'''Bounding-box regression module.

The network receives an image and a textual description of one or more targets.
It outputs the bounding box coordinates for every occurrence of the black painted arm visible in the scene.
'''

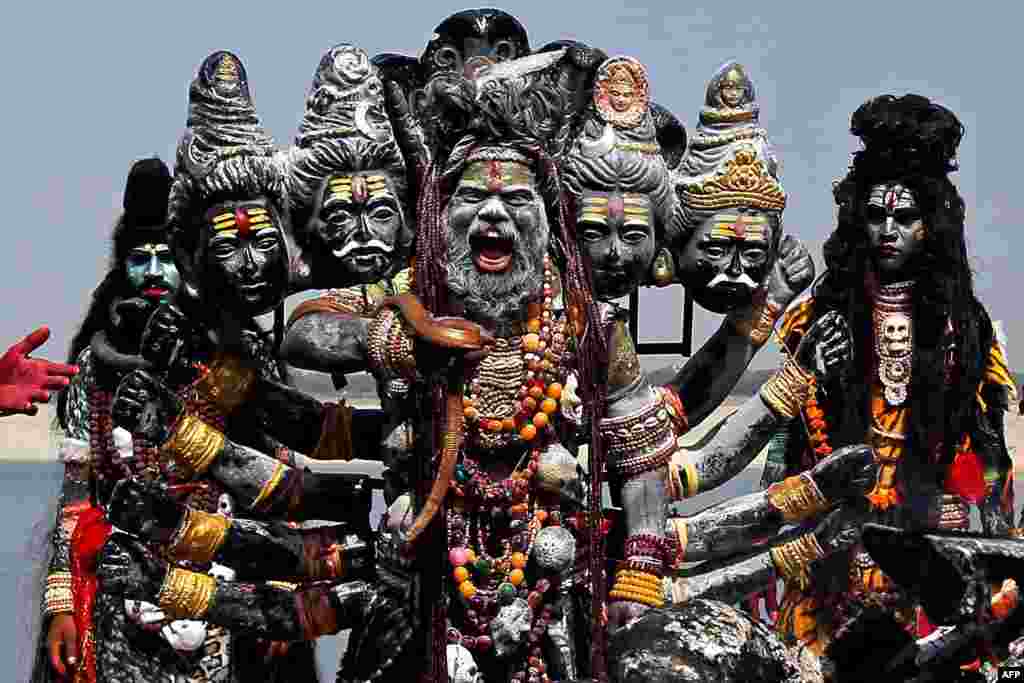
[280,312,371,376]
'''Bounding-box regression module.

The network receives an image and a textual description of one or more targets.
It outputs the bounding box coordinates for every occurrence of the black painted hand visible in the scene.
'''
[794,311,853,382]
[112,369,183,444]
[384,81,431,173]
[96,533,168,601]
[812,506,867,557]
[139,303,190,374]
[107,479,187,543]
[110,297,159,345]
[808,444,878,503]
[765,236,815,310]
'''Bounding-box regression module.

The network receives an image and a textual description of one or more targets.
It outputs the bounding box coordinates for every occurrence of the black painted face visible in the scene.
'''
[677,208,775,313]
[200,198,287,317]
[308,172,404,284]
[577,190,656,301]
[865,183,925,281]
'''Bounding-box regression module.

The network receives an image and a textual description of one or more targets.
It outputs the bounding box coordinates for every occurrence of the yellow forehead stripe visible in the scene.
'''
[710,214,768,241]
[579,212,608,224]
[463,160,534,188]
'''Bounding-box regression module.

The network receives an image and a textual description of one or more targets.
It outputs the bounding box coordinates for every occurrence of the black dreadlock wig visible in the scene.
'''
[791,95,1002,634]
[58,158,172,428]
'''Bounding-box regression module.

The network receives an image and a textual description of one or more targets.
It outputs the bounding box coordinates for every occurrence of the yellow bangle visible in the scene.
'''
[759,357,814,420]
[157,567,216,620]
[167,508,231,565]
[609,589,664,608]
[767,473,830,522]
[162,414,226,478]
[770,533,824,591]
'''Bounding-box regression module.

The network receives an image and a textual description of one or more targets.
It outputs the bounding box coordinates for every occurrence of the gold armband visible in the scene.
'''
[167,508,231,565]
[157,567,216,620]
[770,533,824,591]
[609,568,665,608]
[1008,528,1024,540]
[44,572,74,616]
[193,353,257,414]
[759,358,814,420]
[767,473,830,522]
[750,300,784,346]
[162,414,226,479]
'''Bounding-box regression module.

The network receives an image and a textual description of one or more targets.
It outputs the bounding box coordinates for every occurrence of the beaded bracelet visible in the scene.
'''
[44,572,74,616]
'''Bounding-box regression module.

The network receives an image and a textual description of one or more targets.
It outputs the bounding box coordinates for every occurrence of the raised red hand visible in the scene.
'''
[0,327,78,415]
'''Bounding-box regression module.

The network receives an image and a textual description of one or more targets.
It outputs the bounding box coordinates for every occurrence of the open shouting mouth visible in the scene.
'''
[471,228,514,273]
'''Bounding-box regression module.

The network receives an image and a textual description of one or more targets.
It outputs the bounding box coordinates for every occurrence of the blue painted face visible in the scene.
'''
[125,242,180,304]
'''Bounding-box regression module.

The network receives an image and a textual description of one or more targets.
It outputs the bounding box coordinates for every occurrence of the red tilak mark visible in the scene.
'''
[885,188,897,212]
[487,160,503,194]
[733,215,747,239]
[607,195,624,220]
[235,208,251,237]
[352,176,368,204]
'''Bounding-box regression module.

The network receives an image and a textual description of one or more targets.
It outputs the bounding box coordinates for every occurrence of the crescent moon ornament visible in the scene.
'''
[579,123,616,159]
[354,101,388,141]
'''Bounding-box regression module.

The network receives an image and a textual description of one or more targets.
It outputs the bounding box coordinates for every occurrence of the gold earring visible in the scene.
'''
[651,248,675,287]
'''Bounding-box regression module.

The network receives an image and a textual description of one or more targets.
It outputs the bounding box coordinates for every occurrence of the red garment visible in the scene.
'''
[70,505,112,683]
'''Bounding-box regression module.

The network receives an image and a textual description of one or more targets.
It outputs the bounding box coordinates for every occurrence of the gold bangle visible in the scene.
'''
[1009,528,1024,539]
[767,473,830,522]
[162,414,226,478]
[749,300,783,346]
[770,533,824,591]
[157,567,216,620]
[167,508,231,565]
[194,353,257,414]
[759,357,814,420]
[251,462,288,511]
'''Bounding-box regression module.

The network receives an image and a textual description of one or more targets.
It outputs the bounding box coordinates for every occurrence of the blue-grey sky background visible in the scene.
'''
[1,1,1016,371]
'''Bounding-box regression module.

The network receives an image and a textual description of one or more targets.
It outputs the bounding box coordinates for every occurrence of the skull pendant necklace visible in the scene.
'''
[873,280,914,406]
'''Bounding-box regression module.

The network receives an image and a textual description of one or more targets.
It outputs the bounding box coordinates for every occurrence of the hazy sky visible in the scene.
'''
[1,1,1017,372]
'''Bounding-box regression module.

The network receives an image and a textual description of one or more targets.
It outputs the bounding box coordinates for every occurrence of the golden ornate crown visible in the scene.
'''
[679,144,786,211]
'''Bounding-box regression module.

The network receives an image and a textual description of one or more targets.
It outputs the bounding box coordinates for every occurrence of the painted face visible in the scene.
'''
[447,159,544,274]
[578,191,655,300]
[677,209,775,313]
[719,76,745,107]
[445,157,549,323]
[608,77,636,113]
[865,183,925,279]
[200,198,287,317]
[309,172,403,284]
[125,242,179,304]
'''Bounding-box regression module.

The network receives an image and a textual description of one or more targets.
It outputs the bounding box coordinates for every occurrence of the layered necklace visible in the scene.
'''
[445,256,573,681]
[873,280,915,407]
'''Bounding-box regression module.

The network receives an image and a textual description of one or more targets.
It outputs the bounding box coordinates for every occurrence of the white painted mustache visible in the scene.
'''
[334,239,394,258]
[708,272,758,291]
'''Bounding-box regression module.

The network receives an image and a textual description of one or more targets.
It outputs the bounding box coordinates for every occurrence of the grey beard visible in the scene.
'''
[446,226,548,326]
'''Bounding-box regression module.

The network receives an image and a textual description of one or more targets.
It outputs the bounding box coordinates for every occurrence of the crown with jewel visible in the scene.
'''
[678,143,786,211]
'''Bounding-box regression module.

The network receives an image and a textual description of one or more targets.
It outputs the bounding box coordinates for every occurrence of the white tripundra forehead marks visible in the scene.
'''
[869,184,917,213]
